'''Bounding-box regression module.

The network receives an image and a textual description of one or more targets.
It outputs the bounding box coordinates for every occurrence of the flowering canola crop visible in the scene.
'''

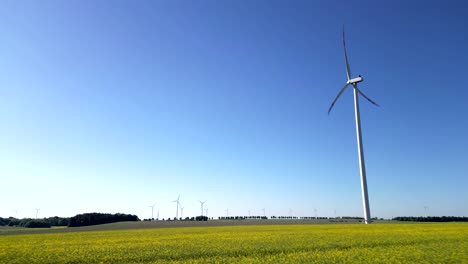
[0,223,467,263]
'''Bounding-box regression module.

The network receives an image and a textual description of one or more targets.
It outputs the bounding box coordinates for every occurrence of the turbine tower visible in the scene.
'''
[205,208,208,218]
[35,208,40,219]
[328,28,380,224]
[199,200,207,216]
[180,207,184,219]
[172,195,180,219]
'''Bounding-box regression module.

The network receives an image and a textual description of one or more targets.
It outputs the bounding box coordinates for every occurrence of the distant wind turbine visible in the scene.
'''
[328,28,380,224]
[199,200,207,216]
[205,208,208,218]
[225,208,229,217]
[262,208,266,217]
[172,195,181,219]
[180,207,184,219]
[149,204,156,219]
[35,208,40,219]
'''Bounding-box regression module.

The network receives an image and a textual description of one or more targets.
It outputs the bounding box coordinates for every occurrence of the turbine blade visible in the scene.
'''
[328,83,351,114]
[353,85,380,107]
[343,28,352,81]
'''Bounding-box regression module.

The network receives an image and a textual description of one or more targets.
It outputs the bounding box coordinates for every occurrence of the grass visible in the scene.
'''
[0,219,362,236]
[0,222,466,263]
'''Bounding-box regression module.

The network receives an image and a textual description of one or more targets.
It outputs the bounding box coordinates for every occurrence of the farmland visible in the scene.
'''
[1,222,467,263]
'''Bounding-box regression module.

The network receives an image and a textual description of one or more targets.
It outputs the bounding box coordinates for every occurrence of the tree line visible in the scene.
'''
[68,213,139,227]
[393,216,468,222]
[218,216,268,220]
[143,216,210,221]
[217,216,367,220]
[0,216,70,228]
[1,213,140,228]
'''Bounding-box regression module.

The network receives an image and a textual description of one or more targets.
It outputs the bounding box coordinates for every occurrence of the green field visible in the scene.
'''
[1,222,467,263]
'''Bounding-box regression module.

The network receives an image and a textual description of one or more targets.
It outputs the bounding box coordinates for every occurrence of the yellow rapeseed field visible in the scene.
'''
[0,223,467,263]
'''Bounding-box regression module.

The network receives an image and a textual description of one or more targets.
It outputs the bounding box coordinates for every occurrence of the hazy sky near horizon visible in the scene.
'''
[1,0,467,220]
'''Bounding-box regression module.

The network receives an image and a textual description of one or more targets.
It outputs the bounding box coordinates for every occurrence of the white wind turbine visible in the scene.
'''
[199,200,207,216]
[149,204,156,220]
[172,195,181,219]
[328,28,380,224]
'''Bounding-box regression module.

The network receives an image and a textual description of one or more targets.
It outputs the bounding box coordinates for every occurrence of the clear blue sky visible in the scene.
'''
[1,0,467,220]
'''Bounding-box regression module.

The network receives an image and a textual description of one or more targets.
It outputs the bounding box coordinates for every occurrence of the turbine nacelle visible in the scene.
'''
[347,76,363,85]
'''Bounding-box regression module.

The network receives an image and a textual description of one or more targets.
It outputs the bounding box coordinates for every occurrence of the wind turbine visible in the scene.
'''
[180,207,184,219]
[262,208,266,217]
[35,208,40,219]
[199,200,207,216]
[205,208,208,218]
[172,195,180,219]
[149,204,156,220]
[225,208,229,217]
[328,28,380,224]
